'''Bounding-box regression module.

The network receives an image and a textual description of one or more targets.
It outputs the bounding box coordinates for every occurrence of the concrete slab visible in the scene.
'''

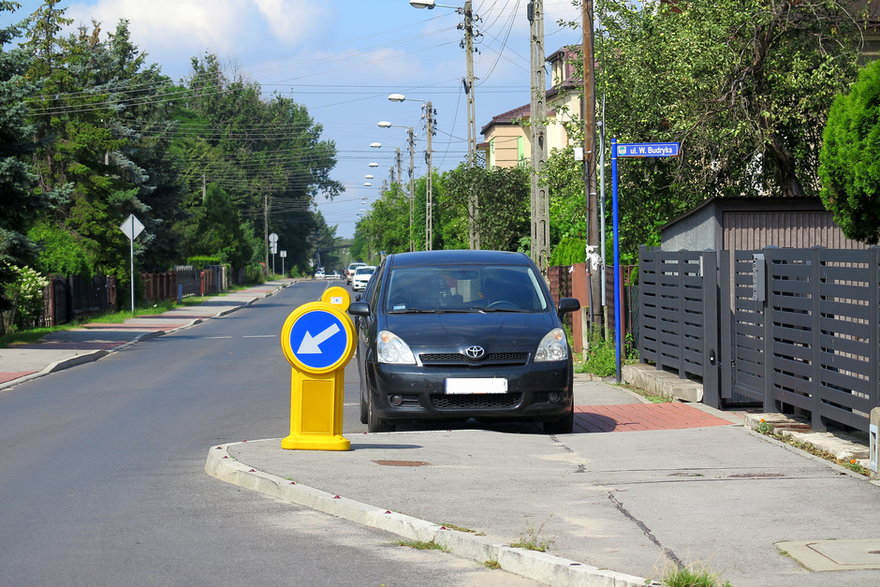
[777,539,880,571]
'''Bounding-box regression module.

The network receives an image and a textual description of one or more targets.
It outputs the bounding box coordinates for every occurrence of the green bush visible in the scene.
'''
[186,256,222,269]
[549,237,586,266]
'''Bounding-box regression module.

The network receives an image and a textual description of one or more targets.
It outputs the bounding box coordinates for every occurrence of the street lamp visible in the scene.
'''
[368,162,379,168]
[369,142,382,148]
[365,174,374,180]
[388,93,435,251]
[378,120,417,252]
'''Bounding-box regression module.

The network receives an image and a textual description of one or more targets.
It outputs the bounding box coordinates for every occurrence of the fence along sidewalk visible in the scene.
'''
[639,246,880,435]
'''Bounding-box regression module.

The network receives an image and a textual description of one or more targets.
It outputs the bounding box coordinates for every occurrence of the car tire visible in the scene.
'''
[367,393,394,433]
[359,385,369,425]
[543,396,574,434]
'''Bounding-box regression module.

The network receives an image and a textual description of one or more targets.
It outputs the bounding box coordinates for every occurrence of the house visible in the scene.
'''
[477,46,582,168]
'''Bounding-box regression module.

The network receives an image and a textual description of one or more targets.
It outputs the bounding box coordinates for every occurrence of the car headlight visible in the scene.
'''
[534,328,568,362]
[377,330,416,364]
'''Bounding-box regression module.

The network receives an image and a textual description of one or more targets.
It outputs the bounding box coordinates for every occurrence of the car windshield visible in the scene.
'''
[384,265,548,313]
[355,267,375,276]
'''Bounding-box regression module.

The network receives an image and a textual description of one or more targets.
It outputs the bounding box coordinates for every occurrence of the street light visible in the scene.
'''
[389,93,435,251]
[369,142,382,148]
[368,162,379,168]
[365,174,374,180]
[378,120,417,252]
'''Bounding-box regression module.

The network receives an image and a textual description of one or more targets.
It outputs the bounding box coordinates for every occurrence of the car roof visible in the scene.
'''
[385,249,533,268]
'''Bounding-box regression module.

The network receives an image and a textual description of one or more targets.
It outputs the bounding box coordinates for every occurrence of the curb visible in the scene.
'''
[205,441,656,587]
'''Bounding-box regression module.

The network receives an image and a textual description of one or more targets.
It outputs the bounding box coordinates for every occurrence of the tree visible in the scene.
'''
[0,1,41,315]
[442,164,529,251]
[818,59,880,244]
[567,0,868,256]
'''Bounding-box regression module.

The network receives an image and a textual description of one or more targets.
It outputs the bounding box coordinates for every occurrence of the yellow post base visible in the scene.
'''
[281,368,350,451]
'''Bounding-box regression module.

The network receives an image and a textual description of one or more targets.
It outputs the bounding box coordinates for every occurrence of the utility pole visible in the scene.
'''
[528,0,550,271]
[407,127,415,252]
[263,193,269,268]
[395,147,402,188]
[583,0,602,333]
[425,101,434,251]
[463,0,480,250]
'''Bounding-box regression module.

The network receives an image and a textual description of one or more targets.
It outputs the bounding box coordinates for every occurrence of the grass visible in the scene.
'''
[483,559,501,570]
[753,421,871,477]
[395,540,448,552]
[509,517,556,552]
[662,565,732,587]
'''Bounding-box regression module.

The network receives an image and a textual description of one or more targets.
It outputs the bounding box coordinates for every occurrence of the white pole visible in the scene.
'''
[129,216,135,314]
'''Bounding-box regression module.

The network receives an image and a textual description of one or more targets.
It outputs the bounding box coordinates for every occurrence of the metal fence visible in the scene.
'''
[41,274,118,326]
[638,246,880,434]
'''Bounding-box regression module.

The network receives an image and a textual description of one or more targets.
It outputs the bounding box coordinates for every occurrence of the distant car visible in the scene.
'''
[314,269,325,279]
[346,262,367,284]
[351,266,376,291]
[348,250,580,433]
[327,271,341,280]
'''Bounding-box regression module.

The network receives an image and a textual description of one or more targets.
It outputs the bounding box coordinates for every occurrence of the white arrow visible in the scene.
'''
[297,323,341,354]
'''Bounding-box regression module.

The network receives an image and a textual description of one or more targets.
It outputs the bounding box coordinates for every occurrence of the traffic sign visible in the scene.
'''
[616,142,680,158]
[119,214,144,241]
[269,232,279,243]
[280,302,355,374]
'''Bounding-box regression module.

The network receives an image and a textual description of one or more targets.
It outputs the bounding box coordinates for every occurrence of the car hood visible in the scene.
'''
[380,311,559,351]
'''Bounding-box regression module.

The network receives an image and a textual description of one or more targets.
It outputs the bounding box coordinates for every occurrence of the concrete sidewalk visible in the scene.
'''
[0,280,291,390]
[208,377,880,587]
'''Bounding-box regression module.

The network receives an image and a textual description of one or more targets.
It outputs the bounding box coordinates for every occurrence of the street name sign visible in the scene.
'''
[616,142,680,158]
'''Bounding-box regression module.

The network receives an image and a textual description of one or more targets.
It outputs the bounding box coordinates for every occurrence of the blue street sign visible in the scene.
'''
[616,142,680,158]
[287,309,350,371]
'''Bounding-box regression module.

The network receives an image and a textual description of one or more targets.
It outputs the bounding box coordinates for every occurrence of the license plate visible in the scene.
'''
[445,378,508,394]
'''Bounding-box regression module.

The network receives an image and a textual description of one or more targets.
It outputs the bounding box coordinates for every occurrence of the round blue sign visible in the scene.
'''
[288,309,350,371]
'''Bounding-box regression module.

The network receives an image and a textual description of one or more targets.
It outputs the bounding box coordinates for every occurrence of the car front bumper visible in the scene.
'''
[364,360,573,423]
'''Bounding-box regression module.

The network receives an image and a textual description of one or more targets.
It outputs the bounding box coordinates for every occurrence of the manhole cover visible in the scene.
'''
[776,539,880,571]
[372,460,430,467]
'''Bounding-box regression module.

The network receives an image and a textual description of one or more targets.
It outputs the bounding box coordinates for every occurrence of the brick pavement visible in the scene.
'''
[574,402,733,433]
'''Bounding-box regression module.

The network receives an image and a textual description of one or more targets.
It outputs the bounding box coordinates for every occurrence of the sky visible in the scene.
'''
[5,0,582,239]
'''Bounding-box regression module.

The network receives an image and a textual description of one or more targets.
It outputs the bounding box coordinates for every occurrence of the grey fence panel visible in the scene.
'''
[638,247,660,365]
[637,248,717,388]
[762,248,879,432]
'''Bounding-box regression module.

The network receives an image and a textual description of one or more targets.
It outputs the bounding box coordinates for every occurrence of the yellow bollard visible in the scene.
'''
[279,300,355,450]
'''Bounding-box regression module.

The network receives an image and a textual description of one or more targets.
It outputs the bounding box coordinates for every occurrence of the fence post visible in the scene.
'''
[810,246,826,432]
[702,250,721,407]
[870,247,880,416]
[761,250,775,413]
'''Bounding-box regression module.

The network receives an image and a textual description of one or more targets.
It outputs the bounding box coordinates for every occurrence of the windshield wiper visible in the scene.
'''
[470,306,527,313]
[387,308,438,314]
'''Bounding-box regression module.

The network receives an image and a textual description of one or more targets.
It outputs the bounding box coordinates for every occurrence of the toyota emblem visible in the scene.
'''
[465,345,485,359]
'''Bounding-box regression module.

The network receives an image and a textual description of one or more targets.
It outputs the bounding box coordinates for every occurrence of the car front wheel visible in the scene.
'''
[367,393,394,433]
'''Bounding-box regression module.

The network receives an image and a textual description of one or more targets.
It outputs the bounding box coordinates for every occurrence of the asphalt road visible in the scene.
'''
[0,281,537,586]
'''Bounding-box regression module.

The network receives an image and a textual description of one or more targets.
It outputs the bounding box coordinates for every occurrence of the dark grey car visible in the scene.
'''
[349,250,580,433]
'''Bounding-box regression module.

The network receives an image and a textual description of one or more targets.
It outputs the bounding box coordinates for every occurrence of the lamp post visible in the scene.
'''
[410,0,479,249]
[388,93,434,251]
[378,121,416,252]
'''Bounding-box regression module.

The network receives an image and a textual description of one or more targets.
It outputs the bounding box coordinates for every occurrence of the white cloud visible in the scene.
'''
[66,0,336,77]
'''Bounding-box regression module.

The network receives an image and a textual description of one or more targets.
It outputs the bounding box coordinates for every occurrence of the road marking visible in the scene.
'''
[243,335,275,338]
[205,336,232,339]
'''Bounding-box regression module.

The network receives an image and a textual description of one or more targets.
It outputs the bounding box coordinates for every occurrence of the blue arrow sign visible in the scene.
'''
[288,310,349,370]
[616,142,680,158]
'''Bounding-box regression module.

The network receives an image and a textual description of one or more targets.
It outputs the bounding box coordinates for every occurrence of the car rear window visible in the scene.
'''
[384,265,548,313]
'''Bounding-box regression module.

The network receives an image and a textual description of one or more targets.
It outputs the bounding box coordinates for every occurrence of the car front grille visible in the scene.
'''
[431,393,522,410]
[419,352,529,366]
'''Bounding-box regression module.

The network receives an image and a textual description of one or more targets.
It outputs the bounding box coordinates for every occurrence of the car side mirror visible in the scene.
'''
[349,301,370,317]
[557,297,580,315]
